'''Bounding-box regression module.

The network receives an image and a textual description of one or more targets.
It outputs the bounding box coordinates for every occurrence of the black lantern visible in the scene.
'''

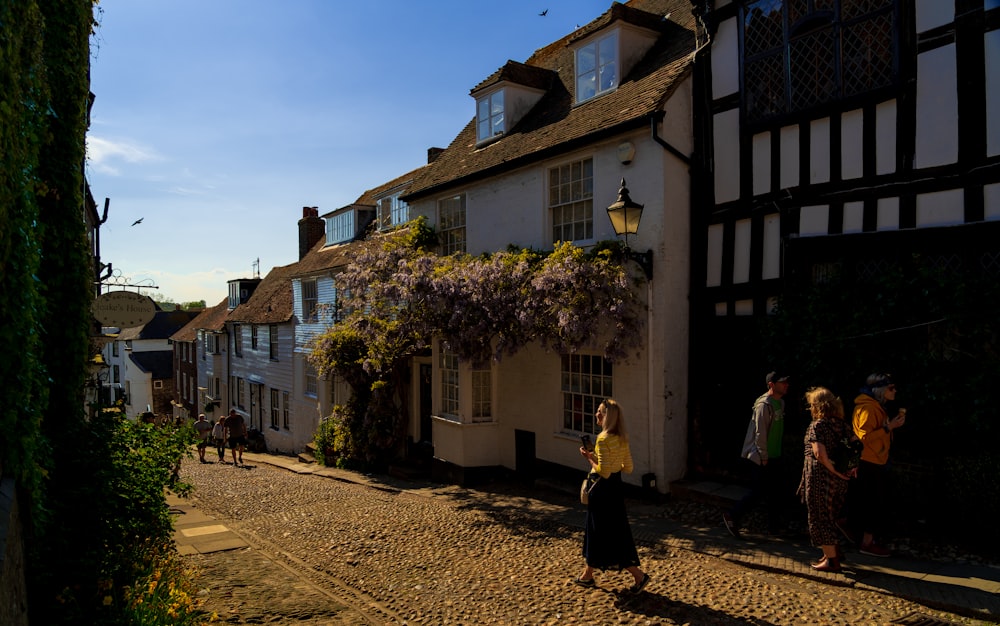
[606,178,653,279]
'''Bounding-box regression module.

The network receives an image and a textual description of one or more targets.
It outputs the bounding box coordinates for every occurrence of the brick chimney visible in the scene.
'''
[298,207,324,259]
[427,147,445,163]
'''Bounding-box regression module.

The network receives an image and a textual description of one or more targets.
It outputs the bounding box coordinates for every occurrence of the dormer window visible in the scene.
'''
[476,90,505,142]
[377,193,409,230]
[326,211,355,245]
[576,31,618,103]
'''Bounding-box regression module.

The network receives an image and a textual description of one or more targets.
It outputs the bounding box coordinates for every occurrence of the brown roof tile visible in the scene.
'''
[170,298,231,341]
[404,0,695,200]
[290,237,362,279]
[228,263,296,324]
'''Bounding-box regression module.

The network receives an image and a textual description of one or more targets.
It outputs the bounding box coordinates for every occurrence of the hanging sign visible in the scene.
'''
[92,291,156,328]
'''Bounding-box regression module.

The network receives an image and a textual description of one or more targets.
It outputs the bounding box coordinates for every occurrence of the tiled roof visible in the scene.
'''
[471,60,555,95]
[170,298,230,341]
[404,0,695,200]
[290,237,362,279]
[355,165,428,206]
[227,263,296,324]
[129,350,174,379]
[117,310,199,341]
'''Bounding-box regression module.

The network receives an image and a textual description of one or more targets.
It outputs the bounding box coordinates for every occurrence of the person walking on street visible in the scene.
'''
[194,413,214,463]
[849,373,906,557]
[574,399,650,594]
[798,388,859,572]
[724,370,790,538]
[212,415,227,463]
[224,408,248,466]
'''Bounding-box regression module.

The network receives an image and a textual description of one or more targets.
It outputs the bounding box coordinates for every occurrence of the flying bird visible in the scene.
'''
[539,9,547,16]
[131,218,143,226]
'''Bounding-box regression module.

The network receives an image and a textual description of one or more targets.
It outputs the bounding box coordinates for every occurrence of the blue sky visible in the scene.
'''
[87,0,614,305]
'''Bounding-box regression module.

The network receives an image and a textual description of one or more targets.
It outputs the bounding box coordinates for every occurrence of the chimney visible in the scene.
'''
[427,147,445,164]
[298,206,324,259]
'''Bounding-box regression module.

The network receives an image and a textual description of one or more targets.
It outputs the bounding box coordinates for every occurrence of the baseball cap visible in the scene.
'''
[766,371,791,384]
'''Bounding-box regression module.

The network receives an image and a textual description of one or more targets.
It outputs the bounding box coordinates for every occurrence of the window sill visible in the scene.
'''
[431,414,497,427]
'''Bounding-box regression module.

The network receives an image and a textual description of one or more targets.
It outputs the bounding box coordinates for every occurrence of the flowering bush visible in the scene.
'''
[310,219,645,465]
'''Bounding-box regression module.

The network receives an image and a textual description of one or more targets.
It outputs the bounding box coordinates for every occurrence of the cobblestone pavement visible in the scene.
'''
[177,457,994,625]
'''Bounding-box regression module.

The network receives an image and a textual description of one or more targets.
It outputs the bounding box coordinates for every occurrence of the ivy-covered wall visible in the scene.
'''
[1,0,98,622]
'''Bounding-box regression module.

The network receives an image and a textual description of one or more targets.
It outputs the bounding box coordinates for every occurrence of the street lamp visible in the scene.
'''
[606,178,653,279]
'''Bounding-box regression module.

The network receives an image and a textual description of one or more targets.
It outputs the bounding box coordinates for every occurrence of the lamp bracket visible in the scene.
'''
[623,246,653,280]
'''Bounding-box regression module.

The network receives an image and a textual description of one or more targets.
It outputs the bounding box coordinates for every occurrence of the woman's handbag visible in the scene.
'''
[832,435,864,474]
[580,473,600,505]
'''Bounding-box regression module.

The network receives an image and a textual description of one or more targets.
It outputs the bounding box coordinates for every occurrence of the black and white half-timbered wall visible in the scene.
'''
[687,0,1000,473]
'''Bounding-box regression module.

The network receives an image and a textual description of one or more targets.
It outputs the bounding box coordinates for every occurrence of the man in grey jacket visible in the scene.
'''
[723,370,790,538]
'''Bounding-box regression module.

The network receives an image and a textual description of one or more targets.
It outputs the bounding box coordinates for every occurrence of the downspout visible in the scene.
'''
[650,114,691,166]
[647,101,693,490]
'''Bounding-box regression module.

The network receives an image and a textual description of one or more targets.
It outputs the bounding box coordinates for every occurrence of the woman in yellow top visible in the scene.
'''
[575,399,650,593]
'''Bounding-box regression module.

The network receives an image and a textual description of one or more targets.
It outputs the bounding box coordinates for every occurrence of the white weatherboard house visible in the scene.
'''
[400,0,697,490]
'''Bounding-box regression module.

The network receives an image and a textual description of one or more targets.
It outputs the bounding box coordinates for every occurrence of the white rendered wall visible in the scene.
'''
[841,109,864,180]
[875,100,897,175]
[986,182,1000,221]
[712,17,739,97]
[753,132,770,195]
[986,29,1000,157]
[915,0,952,33]
[810,118,830,184]
[916,189,965,227]
[714,109,741,203]
[916,45,959,169]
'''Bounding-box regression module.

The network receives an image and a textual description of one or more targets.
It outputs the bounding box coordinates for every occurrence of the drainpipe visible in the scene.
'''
[646,112,692,491]
[650,113,691,166]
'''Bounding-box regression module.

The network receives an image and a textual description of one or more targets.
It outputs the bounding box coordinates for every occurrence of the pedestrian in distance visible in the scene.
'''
[224,408,249,466]
[574,399,650,594]
[194,413,214,463]
[212,415,227,463]
[798,388,860,572]
[847,373,906,557]
[723,370,790,538]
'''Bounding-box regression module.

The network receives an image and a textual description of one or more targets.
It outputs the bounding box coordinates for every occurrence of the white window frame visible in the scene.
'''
[378,194,410,230]
[576,31,618,103]
[269,324,279,360]
[438,194,467,255]
[439,342,460,419]
[301,279,318,322]
[270,388,280,428]
[282,391,290,429]
[304,362,318,398]
[476,89,505,142]
[561,353,612,435]
[471,367,492,423]
[437,341,494,424]
[549,157,594,244]
[250,325,259,350]
[326,211,355,245]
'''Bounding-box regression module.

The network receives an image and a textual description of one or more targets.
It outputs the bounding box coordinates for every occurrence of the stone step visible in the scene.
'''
[297,451,316,464]
[669,479,749,508]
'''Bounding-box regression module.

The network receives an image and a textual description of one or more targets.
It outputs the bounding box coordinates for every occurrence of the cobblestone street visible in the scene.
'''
[176,457,992,625]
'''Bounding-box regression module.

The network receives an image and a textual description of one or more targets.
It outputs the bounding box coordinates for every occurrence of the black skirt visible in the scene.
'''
[582,472,640,570]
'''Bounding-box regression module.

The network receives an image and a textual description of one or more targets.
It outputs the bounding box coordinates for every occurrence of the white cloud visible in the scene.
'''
[86,136,160,175]
[104,267,243,305]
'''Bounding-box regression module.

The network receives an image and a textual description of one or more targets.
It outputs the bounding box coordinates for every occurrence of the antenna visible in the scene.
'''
[252,257,260,278]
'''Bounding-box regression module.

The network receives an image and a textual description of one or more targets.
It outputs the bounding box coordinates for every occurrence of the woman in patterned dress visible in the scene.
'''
[799,387,858,572]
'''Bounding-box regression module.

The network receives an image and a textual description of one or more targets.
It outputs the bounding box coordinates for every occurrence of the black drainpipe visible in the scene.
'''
[649,113,691,166]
